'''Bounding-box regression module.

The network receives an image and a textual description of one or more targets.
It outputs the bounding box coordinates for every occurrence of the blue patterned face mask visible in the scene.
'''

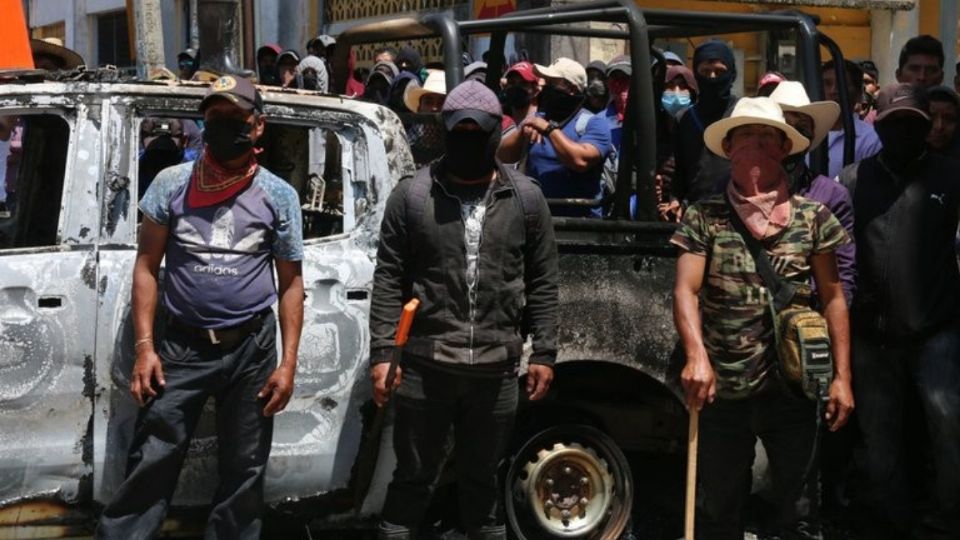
[661,90,692,116]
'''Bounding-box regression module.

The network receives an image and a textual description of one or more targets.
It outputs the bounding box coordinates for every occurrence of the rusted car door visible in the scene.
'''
[0,97,101,512]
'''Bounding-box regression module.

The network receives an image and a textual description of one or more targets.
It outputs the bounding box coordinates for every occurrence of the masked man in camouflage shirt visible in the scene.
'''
[672,97,854,539]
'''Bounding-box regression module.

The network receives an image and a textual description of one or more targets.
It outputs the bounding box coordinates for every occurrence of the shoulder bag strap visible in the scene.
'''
[724,194,797,312]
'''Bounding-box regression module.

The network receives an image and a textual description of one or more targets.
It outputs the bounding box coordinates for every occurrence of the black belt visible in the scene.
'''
[168,310,269,348]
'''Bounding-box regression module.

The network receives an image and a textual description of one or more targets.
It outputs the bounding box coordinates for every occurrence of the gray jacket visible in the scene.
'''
[369,160,559,368]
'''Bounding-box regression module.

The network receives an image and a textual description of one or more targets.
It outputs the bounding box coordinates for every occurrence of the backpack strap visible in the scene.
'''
[501,166,543,242]
[574,111,593,137]
[403,165,434,230]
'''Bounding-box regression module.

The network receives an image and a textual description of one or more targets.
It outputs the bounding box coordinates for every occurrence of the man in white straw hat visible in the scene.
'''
[405,70,447,167]
[671,96,853,538]
[404,69,446,113]
[769,80,856,305]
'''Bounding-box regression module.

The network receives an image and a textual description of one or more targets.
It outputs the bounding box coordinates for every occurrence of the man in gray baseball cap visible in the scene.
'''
[369,80,559,539]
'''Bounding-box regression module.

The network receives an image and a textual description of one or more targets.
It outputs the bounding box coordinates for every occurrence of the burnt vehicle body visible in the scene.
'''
[333,3,856,539]
[0,75,414,536]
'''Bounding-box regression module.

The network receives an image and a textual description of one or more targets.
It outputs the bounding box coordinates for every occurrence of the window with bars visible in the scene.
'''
[96,10,132,69]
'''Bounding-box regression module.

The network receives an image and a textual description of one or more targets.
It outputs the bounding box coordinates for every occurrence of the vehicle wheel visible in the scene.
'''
[504,424,632,539]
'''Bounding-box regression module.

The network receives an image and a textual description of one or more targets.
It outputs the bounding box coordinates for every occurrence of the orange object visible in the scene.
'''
[395,299,420,347]
[0,0,35,70]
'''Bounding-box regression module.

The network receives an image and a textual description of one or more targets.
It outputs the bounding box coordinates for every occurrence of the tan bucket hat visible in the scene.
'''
[768,81,840,150]
[30,38,84,69]
[404,69,446,112]
[703,96,810,158]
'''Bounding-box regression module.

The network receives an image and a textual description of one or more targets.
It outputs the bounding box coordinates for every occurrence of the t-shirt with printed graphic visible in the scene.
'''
[670,194,849,399]
[139,161,304,329]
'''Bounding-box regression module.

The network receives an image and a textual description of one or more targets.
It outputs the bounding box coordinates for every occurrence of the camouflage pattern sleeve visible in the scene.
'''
[812,203,850,254]
[670,203,709,255]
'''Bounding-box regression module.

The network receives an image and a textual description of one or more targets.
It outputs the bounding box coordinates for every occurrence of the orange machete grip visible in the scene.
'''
[395,298,420,347]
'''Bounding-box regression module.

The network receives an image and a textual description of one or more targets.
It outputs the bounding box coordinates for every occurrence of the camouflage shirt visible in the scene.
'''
[671,194,849,399]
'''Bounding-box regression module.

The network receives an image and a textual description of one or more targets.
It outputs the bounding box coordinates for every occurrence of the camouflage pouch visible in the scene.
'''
[771,298,833,401]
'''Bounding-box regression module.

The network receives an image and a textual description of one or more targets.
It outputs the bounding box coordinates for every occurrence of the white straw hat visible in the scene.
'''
[768,81,840,150]
[404,70,446,112]
[703,96,810,158]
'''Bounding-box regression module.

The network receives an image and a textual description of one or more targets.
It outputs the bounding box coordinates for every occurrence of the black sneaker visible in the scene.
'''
[0,202,9,219]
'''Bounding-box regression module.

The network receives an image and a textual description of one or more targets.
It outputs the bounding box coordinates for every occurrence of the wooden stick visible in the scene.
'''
[684,407,700,540]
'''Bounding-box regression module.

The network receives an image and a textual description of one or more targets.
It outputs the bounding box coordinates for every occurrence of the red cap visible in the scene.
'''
[505,61,537,83]
[758,71,786,89]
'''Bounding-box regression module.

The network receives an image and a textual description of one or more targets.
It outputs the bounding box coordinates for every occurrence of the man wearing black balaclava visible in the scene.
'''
[668,40,738,216]
[369,80,558,540]
[839,83,960,540]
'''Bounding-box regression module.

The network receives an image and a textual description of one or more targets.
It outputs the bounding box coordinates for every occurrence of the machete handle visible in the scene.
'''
[395,298,420,347]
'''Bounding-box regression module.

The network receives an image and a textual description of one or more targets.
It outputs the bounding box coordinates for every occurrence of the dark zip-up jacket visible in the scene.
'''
[369,160,559,368]
[839,153,960,339]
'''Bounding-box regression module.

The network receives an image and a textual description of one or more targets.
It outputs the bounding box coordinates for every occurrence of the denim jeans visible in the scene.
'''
[696,374,820,540]
[96,312,277,540]
[852,323,960,540]
[379,360,518,540]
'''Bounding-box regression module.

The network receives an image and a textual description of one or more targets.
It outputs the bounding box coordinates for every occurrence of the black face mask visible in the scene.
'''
[259,65,279,86]
[782,151,807,174]
[444,128,501,180]
[584,79,610,113]
[876,117,930,167]
[538,85,585,123]
[501,85,531,111]
[695,71,734,117]
[203,118,254,163]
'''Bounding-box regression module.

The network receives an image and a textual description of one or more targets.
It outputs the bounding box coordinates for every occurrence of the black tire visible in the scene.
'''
[504,424,633,540]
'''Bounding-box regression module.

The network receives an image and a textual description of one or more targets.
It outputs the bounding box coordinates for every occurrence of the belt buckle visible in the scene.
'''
[207,329,221,345]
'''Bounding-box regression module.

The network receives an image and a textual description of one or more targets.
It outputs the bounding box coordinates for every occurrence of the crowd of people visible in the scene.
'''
[357,33,960,540]
[9,24,960,540]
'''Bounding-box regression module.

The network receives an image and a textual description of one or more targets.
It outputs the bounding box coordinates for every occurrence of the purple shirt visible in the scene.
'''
[797,174,856,304]
[139,162,304,328]
[827,115,882,179]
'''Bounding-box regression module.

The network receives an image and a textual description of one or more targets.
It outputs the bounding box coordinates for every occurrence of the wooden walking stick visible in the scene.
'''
[684,407,699,540]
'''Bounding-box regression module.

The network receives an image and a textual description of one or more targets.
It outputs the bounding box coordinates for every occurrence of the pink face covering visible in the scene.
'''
[607,78,629,121]
[726,142,791,240]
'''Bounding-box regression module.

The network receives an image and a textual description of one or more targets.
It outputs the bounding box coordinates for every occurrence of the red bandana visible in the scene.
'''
[186,149,259,208]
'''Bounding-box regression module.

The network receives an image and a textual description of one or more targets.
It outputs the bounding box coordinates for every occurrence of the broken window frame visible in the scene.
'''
[126,102,369,245]
[0,107,77,253]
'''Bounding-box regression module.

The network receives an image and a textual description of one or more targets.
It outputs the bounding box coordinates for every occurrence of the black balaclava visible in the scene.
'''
[444,119,502,181]
[876,115,932,170]
[693,41,737,121]
[397,46,424,76]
